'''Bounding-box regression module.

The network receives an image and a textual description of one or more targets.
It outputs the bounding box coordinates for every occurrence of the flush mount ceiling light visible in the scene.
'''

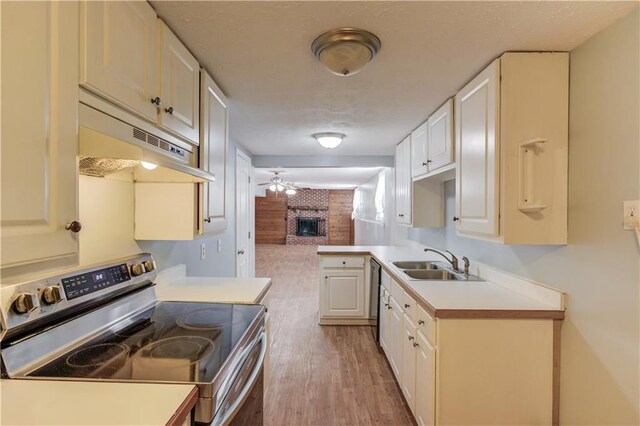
[313,132,345,149]
[311,28,381,77]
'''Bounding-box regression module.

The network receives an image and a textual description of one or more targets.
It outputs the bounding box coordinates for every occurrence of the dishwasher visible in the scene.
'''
[370,258,381,343]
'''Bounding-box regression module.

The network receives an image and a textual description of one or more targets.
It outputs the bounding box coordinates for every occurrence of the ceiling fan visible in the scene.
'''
[257,172,301,196]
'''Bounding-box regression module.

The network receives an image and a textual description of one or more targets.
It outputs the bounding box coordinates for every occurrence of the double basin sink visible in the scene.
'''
[391,261,483,282]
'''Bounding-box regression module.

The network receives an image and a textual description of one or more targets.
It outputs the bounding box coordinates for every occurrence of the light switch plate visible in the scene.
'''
[623,200,639,230]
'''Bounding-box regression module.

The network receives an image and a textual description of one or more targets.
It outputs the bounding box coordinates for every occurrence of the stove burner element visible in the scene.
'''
[66,343,128,368]
[115,320,164,337]
[177,307,247,331]
[141,336,214,363]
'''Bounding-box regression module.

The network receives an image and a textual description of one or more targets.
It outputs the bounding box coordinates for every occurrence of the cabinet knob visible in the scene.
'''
[238,249,245,255]
[408,335,414,341]
[418,319,425,325]
[387,305,392,310]
[453,216,460,222]
[204,217,212,223]
[164,106,174,115]
[384,303,389,307]
[398,214,405,218]
[413,342,419,348]
[65,221,82,233]
[150,96,161,106]
[404,303,410,308]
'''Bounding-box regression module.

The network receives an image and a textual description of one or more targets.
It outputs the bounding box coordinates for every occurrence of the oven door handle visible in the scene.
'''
[216,331,267,426]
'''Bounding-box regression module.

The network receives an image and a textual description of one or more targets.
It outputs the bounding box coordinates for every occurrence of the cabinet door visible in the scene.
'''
[322,270,365,317]
[395,142,405,224]
[199,71,228,234]
[427,98,454,172]
[158,20,200,144]
[389,296,404,381]
[401,314,417,414]
[80,1,158,122]
[411,122,428,178]
[395,137,412,225]
[379,290,390,354]
[455,59,500,236]
[415,331,436,426]
[1,1,79,272]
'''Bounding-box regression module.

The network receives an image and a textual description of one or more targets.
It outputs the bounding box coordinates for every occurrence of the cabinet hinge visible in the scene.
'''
[248,231,251,239]
[248,176,251,183]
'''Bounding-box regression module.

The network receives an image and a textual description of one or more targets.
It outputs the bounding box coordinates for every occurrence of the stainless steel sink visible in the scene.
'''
[392,261,441,270]
[403,269,462,280]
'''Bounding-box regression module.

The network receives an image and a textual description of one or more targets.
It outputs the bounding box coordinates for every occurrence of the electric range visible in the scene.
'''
[0,254,266,425]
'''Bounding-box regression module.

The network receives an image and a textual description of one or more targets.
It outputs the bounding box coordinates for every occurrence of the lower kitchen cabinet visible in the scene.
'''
[318,256,369,324]
[381,273,556,425]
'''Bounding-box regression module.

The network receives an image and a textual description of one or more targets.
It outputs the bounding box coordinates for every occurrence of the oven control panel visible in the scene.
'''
[61,264,131,301]
[0,253,157,339]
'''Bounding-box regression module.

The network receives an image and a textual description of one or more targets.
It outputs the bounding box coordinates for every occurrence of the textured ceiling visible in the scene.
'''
[151,1,636,156]
[255,167,385,189]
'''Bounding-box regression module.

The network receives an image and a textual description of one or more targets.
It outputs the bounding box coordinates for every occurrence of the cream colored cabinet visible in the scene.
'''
[455,52,569,244]
[396,135,445,228]
[401,314,418,414]
[379,288,391,354]
[157,20,200,145]
[318,256,368,324]
[80,1,158,122]
[426,99,454,172]
[415,331,436,426]
[199,71,229,234]
[388,295,404,382]
[1,1,80,276]
[410,122,428,178]
[395,136,412,225]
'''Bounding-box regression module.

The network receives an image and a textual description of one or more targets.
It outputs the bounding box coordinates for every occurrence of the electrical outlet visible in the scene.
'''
[217,239,222,253]
[623,200,639,230]
[200,243,206,260]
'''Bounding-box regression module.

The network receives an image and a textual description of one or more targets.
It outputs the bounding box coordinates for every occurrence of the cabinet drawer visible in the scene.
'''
[416,304,436,345]
[390,277,404,304]
[402,290,417,323]
[321,256,364,269]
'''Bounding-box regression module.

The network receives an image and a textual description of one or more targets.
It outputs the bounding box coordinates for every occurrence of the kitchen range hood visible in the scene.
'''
[78,93,214,183]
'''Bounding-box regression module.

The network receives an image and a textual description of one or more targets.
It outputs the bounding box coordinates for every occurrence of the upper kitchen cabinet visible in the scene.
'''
[80,1,158,122]
[410,98,454,180]
[157,20,200,145]
[426,99,454,173]
[396,136,444,228]
[199,71,229,234]
[455,52,569,244]
[1,1,80,275]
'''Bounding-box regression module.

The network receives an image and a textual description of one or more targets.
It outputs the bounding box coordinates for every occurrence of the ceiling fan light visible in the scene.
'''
[286,188,296,195]
[276,184,284,191]
[269,184,277,192]
[313,132,345,149]
[312,28,381,77]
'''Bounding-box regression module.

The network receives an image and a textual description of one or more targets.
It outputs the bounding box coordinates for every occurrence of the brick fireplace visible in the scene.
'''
[286,189,329,245]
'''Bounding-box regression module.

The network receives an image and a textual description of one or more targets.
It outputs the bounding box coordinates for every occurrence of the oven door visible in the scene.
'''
[211,331,266,426]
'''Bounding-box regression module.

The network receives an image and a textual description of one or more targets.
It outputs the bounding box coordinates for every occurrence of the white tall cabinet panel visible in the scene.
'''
[80,1,158,122]
[1,1,79,273]
[157,21,200,145]
[199,71,228,234]
[426,99,454,172]
[455,59,500,236]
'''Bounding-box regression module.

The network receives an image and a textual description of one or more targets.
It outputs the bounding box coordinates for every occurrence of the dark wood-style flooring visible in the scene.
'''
[257,244,414,426]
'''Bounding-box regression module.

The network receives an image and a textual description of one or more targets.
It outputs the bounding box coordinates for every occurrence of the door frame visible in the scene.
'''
[235,148,255,277]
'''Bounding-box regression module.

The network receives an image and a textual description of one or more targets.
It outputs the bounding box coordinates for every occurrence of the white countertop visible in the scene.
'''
[1,380,197,426]
[318,245,565,318]
[155,269,272,304]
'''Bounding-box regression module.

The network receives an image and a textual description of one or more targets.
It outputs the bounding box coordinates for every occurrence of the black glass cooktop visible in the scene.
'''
[28,302,263,384]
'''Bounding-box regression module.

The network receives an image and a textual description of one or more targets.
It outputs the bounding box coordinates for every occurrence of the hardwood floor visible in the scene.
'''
[257,244,415,426]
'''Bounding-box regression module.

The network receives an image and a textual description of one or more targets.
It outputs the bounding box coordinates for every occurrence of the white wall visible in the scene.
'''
[354,168,395,245]
[392,9,639,424]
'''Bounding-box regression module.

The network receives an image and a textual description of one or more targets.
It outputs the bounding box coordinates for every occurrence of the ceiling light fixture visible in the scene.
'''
[313,132,345,149]
[311,28,381,77]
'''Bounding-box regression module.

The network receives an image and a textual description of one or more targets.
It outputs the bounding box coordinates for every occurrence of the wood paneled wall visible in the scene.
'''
[255,189,354,245]
[255,191,288,244]
[328,190,354,246]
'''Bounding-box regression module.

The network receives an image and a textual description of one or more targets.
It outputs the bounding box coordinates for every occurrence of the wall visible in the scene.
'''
[328,190,354,245]
[397,10,639,424]
[255,191,288,244]
[79,138,248,278]
[354,168,396,246]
